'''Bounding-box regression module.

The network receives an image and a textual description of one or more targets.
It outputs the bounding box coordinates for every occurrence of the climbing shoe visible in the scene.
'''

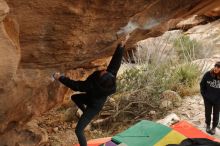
[206,125,211,134]
[210,127,216,135]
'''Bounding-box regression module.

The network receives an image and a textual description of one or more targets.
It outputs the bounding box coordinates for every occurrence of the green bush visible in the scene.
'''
[113,62,201,123]
[172,64,200,86]
[117,66,148,92]
[173,35,203,61]
[108,33,203,123]
[168,63,201,96]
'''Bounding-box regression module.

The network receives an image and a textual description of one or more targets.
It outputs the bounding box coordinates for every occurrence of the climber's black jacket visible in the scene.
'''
[58,44,124,107]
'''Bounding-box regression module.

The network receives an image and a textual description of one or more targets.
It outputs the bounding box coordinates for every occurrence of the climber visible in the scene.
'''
[200,61,220,135]
[53,34,129,146]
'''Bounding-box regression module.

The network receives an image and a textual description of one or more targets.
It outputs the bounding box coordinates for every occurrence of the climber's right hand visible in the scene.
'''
[53,72,61,80]
[120,33,130,47]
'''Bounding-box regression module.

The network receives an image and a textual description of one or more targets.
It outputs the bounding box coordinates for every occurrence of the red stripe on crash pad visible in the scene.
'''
[74,137,111,146]
[171,121,216,141]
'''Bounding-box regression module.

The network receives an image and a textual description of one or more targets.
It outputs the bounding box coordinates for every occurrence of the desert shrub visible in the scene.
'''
[167,63,201,96]
[90,34,210,135]
[173,35,205,61]
[109,34,204,122]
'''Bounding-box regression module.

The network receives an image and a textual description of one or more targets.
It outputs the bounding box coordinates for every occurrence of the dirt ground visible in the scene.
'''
[170,95,220,139]
[34,95,220,146]
[35,102,128,146]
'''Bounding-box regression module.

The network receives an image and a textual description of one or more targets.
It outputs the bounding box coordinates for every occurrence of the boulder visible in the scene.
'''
[1,0,220,144]
[161,90,182,108]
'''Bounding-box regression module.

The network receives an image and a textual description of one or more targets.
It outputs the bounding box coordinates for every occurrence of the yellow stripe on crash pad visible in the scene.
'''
[154,130,186,146]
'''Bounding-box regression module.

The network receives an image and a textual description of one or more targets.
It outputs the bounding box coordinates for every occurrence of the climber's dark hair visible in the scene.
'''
[99,72,115,88]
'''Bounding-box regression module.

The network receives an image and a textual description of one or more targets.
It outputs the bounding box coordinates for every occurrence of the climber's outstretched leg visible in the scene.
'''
[71,94,88,113]
[75,107,101,146]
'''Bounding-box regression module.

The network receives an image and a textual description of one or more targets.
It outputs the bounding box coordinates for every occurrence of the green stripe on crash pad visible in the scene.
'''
[112,120,171,146]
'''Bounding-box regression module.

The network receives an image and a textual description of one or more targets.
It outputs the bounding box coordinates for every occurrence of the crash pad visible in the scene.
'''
[112,120,172,146]
[154,130,186,146]
[74,137,111,146]
[171,121,214,140]
[100,140,117,146]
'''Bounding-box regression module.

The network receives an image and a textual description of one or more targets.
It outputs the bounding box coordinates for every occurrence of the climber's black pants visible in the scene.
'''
[204,99,220,128]
[71,94,105,146]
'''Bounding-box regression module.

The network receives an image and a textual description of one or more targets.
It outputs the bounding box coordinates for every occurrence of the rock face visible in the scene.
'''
[0,0,19,89]
[0,0,220,145]
[4,0,220,69]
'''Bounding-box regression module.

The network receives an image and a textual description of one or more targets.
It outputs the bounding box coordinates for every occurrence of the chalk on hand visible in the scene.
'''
[125,33,130,41]
[51,73,56,81]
